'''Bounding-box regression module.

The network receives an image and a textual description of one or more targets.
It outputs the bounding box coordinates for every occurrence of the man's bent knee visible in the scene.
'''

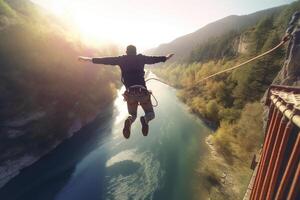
[145,112,155,123]
[129,114,137,122]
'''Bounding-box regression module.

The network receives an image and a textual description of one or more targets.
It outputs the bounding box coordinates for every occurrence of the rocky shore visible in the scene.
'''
[201,135,251,200]
[0,108,107,188]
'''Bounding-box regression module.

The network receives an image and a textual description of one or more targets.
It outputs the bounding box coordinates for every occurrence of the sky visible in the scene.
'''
[32,0,296,51]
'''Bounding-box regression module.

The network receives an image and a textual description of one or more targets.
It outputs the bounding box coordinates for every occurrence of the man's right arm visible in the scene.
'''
[78,56,121,65]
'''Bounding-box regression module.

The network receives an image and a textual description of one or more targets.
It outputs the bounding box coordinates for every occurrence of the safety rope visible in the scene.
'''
[144,38,289,107]
[194,39,287,84]
[146,39,288,89]
[151,93,159,107]
[144,78,170,107]
[145,77,170,85]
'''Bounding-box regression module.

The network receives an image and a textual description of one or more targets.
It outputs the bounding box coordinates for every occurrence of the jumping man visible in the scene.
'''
[78,45,174,138]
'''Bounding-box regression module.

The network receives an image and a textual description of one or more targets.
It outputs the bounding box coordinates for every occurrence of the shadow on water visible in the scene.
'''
[0,104,115,200]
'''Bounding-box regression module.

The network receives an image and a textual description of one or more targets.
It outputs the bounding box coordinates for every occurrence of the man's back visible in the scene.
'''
[92,54,167,88]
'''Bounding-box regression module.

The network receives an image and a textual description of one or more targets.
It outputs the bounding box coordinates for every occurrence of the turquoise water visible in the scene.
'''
[0,73,211,200]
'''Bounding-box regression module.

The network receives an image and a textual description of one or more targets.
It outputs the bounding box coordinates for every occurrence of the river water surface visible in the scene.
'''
[0,73,211,200]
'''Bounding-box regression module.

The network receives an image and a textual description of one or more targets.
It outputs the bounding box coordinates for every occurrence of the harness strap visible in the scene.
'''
[126,85,147,91]
[123,85,159,107]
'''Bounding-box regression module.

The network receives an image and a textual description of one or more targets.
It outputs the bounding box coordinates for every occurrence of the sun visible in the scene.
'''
[67,4,153,50]
[46,0,67,16]
[33,0,177,51]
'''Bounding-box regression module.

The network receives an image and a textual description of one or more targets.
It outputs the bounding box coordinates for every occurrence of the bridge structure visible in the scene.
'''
[244,85,300,200]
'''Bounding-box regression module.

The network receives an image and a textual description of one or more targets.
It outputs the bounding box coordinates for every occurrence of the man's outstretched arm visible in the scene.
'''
[78,56,121,65]
[143,54,174,64]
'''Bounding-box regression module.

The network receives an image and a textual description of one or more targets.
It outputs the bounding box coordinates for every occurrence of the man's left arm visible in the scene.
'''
[143,54,174,64]
[91,57,121,65]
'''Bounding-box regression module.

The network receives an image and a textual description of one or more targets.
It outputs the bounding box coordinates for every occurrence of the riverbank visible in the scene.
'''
[196,134,253,200]
[0,104,114,189]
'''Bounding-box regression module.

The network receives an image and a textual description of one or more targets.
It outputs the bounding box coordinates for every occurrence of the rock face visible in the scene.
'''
[0,108,103,188]
[272,32,300,86]
[0,113,47,188]
[2,112,46,127]
[0,155,38,188]
[237,32,252,55]
[203,135,244,199]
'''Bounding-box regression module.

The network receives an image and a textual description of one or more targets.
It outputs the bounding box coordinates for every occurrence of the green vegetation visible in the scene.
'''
[0,0,15,16]
[0,1,120,162]
[154,1,300,199]
[190,31,239,63]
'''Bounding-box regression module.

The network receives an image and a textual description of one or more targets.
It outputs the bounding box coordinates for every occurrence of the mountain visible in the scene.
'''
[0,0,119,188]
[147,6,285,61]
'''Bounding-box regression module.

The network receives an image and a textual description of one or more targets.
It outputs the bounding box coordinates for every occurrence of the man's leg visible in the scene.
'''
[140,94,155,136]
[123,95,138,139]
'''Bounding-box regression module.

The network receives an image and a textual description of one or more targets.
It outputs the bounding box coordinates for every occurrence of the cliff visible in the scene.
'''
[0,0,119,188]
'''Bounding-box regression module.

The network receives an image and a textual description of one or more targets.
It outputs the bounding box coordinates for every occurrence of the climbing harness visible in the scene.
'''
[122,78,170,108]
[123,85,159,107]
[145,77,170,86]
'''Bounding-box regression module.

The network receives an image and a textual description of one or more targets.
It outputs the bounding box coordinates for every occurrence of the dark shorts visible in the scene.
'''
[123,87,154,122]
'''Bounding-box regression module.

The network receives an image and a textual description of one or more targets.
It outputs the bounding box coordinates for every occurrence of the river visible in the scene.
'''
[0,73,211,200]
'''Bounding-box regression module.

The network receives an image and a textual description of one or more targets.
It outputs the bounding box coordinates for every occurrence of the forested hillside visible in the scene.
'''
[153,1,300,199]
[0,0,119,187]
[147,5,285,61]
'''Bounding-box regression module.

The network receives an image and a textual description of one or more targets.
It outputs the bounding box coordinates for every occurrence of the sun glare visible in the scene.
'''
[33,0,296,52]
[34,0,185,51]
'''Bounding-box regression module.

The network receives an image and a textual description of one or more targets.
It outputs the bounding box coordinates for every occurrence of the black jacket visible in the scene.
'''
[92,54,167,88]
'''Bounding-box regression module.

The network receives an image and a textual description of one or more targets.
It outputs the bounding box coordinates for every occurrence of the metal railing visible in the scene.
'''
[248,85,300,200]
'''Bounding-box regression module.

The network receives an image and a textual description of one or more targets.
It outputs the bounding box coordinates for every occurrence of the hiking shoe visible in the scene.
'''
[140,116,149,136]
[123,118,131,139]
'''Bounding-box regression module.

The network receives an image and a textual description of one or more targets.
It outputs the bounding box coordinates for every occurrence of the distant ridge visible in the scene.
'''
[146,5,285,61]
